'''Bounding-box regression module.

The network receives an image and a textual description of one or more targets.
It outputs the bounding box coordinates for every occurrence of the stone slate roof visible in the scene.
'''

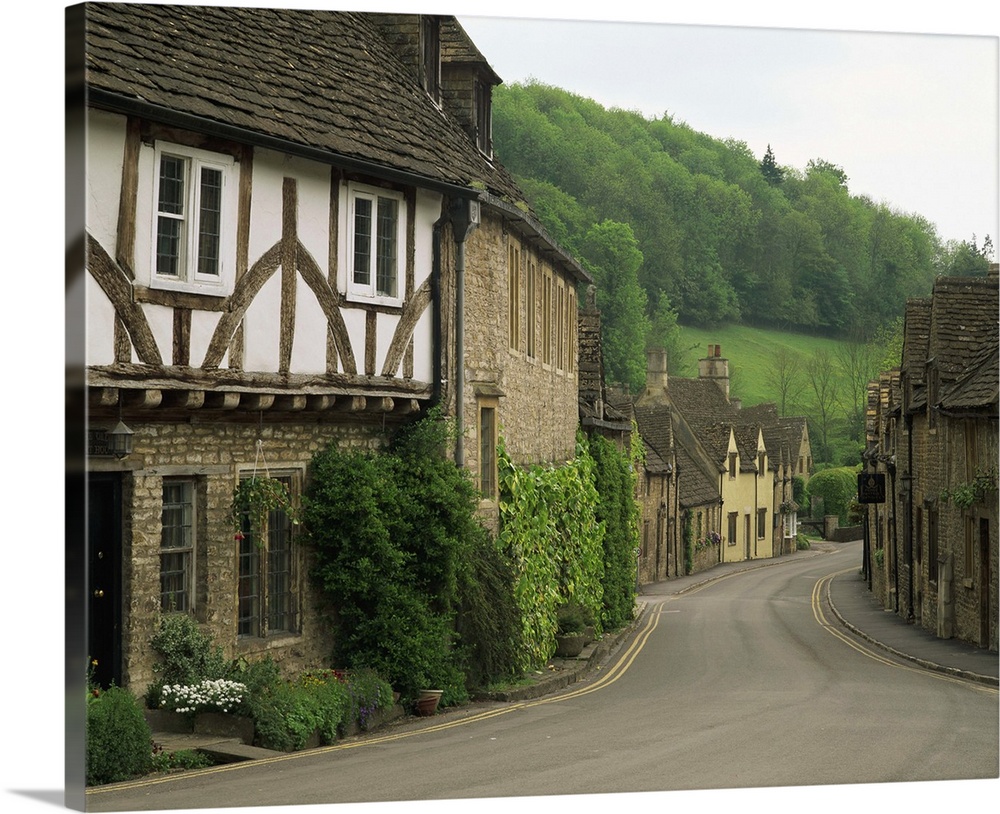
[83,3,522,200]
[903,276,999,413]
[633,403,673,465]
[741,403,808,470]
[939,330,999,411]
[927,276,999,383]
[441,18,501,84]
[675,445,719,509]
[665,378,737,463]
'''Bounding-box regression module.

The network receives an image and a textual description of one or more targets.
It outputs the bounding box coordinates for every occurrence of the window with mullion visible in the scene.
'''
[375,196,398,298]
[155,150,226,282]
[237,476,298,638]
[156,155,187,277]
[267,505,295,633]
[347,185,403,304]
[160,480,194,612]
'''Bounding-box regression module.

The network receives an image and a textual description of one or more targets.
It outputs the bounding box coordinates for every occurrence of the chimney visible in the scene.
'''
[698,343,730,399]
[642,347,669,403]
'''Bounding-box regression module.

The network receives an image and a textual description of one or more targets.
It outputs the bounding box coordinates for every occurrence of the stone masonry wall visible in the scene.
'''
[463,212,580,473]
[96,416,388,693]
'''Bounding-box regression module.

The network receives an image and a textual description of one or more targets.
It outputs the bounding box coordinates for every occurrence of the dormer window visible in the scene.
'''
[421,15,441,103]
[475,77,492,155]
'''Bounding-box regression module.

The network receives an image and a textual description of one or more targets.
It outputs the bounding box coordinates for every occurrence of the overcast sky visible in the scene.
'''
[5,3,996,814]
[454,7,998,251]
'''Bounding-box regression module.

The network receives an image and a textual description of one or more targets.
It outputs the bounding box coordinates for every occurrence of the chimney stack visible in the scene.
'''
[641,347,669,404]
[698,343,730,399]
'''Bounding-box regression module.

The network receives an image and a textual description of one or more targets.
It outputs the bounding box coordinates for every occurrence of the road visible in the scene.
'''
[85,542,998,812]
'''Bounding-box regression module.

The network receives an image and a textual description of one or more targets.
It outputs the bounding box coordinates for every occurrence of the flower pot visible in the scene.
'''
[415,689,443,716]
[555,632,587,658]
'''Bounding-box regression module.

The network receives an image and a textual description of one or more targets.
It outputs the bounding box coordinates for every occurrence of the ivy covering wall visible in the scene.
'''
[498,430,641,670]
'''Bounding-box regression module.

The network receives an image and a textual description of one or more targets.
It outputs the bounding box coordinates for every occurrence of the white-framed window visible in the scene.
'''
[160,479,196,613]
[149,142,235,294]
[346,183,405,306]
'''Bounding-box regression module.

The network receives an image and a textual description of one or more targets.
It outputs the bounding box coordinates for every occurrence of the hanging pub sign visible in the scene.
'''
[857,472,886,504]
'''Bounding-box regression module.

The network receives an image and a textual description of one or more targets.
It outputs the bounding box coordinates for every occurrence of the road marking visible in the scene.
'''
[811,569,997,696]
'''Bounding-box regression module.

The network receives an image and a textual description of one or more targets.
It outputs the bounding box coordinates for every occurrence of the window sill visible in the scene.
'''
[134,284,231,311]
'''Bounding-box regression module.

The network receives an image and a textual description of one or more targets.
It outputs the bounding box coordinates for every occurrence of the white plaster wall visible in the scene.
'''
[413,188,441,290]
[376,312,400,375]
[189,311,225,368]
[248,149,291,268]
[143,303,174,366]
[85,109,125,252]
[86,273,117,367]
[412,311,432,382]
[290,274,329,374]
[340,308,366,372]
[243,272,282,372]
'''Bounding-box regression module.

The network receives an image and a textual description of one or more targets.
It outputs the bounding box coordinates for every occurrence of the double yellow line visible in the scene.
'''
[89,606,665,794]
[811,569,997,695]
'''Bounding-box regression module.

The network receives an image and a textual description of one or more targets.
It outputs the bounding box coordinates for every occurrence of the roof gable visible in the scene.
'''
[84,4,520,199]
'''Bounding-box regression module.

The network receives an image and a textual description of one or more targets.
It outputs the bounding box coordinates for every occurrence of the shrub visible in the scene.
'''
[589,431,638,631]
[248,680,324,752]
[86,686,153,786]
[304,409,479,704]
[806,467,860,523]
[148,614,230,707]
[455,529,522,690]
[555,600,592,634]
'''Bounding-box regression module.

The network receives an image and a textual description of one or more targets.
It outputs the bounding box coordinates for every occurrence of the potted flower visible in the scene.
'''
[554,601,590,658]
[229,474,298,545]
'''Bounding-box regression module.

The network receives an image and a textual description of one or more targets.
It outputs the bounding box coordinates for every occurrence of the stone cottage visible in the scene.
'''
[863,269,998,651]
[80,5,588,691]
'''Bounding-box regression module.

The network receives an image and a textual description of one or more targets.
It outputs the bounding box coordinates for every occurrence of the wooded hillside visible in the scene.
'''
[493,81,992,363]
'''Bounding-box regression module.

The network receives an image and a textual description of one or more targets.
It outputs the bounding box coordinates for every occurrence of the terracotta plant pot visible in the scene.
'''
[415,689,443,716]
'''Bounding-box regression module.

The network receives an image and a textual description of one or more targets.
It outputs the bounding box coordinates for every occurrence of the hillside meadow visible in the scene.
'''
[673,323,850,409]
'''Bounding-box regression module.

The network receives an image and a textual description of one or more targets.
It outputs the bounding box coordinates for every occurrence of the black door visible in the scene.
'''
[88,473,122,688]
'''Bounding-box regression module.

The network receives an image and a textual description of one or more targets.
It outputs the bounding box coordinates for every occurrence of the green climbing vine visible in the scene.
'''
[940,466,998,510]
[497,432,605,670]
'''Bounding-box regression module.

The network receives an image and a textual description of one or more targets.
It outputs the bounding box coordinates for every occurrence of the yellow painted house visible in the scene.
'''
[655,346,781,565]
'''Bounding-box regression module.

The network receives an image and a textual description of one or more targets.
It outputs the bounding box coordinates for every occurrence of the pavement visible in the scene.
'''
[148,540,998,762]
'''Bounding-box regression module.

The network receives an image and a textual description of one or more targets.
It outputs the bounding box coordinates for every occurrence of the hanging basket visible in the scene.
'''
[229,439,298,545]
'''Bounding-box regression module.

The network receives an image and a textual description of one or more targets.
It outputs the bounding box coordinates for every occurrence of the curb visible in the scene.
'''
[824,573,999,688]
[477,601,649,704]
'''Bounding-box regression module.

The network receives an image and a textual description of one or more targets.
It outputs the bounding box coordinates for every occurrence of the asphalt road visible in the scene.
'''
[85,543,999,812]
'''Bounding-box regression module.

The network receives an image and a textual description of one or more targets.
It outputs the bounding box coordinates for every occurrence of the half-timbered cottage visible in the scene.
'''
[82,5,587,691]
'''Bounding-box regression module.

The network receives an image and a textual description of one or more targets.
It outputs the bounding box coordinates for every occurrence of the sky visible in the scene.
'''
[455,8,998,251]
[3,3,996,814]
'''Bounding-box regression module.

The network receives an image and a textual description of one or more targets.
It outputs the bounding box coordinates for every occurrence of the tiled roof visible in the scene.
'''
[676,445,720,509]
[939,330,999,410]
[927,276,999,383]
[83,4,521,200]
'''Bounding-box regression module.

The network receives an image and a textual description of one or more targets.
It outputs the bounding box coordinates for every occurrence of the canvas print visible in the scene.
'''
[61,1,997,812]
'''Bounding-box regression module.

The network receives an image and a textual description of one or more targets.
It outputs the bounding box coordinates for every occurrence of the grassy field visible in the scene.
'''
[672,322,851,410]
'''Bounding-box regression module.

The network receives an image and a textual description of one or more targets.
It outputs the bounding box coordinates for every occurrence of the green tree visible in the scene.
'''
[764,346,806,416]
[938,234,994,276]
[648,291,696,375]
[805,348,843,464]
[579,220,650,392]
[760,144,784,187]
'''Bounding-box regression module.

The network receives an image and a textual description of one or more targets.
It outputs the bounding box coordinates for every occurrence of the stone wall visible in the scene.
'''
[462,211,580,474]
[92,416,389,693]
